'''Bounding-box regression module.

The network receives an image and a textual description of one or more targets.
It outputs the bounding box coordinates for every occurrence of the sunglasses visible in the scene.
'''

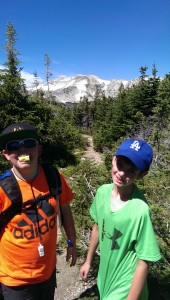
[5,139,38,151]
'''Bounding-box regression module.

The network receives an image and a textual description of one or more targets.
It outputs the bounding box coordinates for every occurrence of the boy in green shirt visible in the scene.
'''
[80,138,161,300]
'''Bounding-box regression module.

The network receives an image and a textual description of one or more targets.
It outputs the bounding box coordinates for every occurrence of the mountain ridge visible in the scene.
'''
[29,74,139,103]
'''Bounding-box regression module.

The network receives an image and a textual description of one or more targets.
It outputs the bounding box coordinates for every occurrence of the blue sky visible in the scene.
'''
[0,0,169,85]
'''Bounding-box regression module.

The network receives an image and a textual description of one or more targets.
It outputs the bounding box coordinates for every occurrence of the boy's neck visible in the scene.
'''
[12,165,40,182]
[113,184,135,202]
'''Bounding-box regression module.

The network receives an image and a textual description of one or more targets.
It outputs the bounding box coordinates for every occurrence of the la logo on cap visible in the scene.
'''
[130,141,141,151]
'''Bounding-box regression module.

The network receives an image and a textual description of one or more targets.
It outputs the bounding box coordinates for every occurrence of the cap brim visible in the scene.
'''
[114,149,145,171]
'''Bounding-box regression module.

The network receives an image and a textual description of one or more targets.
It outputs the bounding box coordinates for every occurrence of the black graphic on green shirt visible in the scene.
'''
[101,219,122,250]
[111,228,122,250]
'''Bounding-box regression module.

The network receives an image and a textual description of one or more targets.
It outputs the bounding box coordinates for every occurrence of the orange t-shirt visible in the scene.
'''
[0,166,74,286]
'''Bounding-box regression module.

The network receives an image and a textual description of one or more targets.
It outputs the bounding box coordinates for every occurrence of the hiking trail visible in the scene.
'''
[82,134,102,164]
[55,135,100,299]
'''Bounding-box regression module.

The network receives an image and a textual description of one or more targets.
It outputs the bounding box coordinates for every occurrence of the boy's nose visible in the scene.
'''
[118,170,125,177]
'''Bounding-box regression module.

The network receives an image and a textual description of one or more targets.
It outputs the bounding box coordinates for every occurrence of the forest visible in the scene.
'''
[0,23,169,299]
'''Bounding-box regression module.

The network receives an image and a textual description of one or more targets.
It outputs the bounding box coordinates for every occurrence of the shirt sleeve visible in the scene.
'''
[135,206,161,262]
[90,196,98,223]
[90,184,111,224]
[59,172,74,205]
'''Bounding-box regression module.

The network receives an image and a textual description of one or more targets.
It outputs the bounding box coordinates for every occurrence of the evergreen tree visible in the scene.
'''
[0,24,83,169]
[0,22,27,130]
[152,74,170,157]
[33,71,41,98]
[139,65,148,81]
[44,54,52,104]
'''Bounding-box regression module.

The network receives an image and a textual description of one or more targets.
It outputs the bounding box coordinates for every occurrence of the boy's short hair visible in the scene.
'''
[0,122,40,150]
[114,138,153,172]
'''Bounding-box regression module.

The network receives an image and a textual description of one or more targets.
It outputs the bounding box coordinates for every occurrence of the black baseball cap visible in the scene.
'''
[0,122,40,149]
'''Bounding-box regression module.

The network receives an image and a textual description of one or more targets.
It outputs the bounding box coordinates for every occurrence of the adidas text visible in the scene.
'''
[13,217,56,240]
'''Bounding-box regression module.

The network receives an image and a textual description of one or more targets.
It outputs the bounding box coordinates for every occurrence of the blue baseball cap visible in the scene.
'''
[114,138,153,172]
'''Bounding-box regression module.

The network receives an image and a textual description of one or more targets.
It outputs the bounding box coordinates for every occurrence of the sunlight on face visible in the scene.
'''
[112,156,141,187]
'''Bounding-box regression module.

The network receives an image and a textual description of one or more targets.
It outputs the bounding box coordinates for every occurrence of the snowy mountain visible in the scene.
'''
[29,74,139,103]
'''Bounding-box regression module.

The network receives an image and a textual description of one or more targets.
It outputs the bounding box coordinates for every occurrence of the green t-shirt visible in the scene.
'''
[90,184,161,300]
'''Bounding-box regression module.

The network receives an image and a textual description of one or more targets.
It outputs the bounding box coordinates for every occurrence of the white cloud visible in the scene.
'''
[0,65,44,88]
[53,60,60,65]
[21,70,44,88]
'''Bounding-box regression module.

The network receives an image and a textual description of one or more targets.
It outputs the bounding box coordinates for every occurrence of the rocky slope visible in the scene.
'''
[29,74,139,103]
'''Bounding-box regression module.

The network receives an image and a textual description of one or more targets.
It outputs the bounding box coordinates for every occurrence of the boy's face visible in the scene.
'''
[111,155,144,187]
[2,138,42,170]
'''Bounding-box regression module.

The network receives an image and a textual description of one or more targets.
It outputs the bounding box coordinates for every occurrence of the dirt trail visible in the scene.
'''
[55,248,95,300]
[55,135,100,299]
[82,135,102,164]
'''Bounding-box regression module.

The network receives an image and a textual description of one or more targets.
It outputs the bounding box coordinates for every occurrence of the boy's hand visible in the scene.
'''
[80,261,91,280]
[66,245,77,267]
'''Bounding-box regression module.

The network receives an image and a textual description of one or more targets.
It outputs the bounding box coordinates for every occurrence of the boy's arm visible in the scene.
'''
[80,223,99,280]
[60,203,77,266]
[126,259,149,300]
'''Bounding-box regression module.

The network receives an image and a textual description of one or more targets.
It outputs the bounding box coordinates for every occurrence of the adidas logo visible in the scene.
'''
[13,217,56,240]
[13,199,56,240]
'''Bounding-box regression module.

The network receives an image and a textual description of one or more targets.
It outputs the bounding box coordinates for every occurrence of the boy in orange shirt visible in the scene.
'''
[0,122,77,300]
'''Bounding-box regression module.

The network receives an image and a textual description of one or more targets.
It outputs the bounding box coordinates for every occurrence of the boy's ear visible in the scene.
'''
[2,149,10,161]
